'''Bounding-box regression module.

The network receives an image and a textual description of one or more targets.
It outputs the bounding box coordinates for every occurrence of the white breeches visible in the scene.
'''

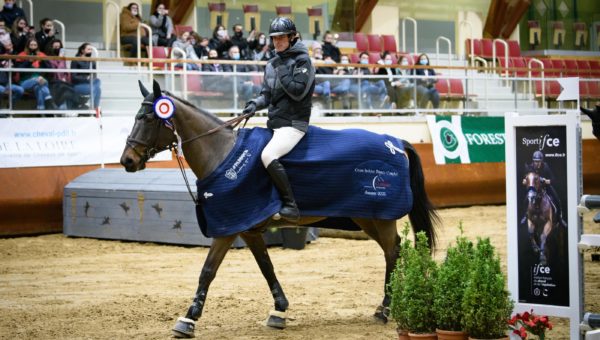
[261,127,306,167]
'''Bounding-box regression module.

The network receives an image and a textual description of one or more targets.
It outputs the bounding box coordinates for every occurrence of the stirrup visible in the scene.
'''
[280,206,300,223]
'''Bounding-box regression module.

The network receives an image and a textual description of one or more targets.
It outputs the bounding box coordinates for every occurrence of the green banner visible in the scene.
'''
[426,115,505,164]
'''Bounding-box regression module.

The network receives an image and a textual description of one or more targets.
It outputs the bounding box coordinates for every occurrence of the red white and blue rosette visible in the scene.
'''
[153,96,175,120]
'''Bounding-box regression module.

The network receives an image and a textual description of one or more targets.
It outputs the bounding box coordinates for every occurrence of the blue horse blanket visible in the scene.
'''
[195,126,413,237]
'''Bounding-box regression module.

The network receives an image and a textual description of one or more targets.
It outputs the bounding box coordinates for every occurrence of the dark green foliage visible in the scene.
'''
[389,229,437,334]
[433,224,474,331]
[461,237,514,339]
[388,223,413,331]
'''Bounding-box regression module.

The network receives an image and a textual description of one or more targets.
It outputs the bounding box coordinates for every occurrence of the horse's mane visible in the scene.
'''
[165,91,232,130]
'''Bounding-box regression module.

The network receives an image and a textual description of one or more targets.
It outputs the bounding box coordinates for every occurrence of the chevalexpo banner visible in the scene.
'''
[0,117,171,168]
[426,115,505,164]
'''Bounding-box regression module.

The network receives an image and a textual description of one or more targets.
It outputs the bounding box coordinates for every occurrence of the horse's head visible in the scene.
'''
[523,172,541,206]
[120,80,178,172]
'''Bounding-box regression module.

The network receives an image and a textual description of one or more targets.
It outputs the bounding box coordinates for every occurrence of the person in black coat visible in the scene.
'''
[10,16,31,54]
[70,43,101,109]
[242,17,315,222]
[208,24,233,59]
[34,18,55,54]
[0,0,26,28]
[411,53,440,108]
[321,31,341,62]
[581,105,600,140]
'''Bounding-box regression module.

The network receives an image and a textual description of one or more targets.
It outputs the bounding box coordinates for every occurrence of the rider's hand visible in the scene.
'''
[243,102,256,117]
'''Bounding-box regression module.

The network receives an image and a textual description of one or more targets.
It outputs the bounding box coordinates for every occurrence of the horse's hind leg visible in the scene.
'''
[353,218,400,324]
[239,229,289,329]
[172,234,237,338]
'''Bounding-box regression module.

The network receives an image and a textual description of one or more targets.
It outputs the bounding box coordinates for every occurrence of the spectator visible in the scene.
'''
[208,24,232,58]
[248,32,273,70]
[322,31,341,62]
[227,45,259,102]
[149,3,174,47]
[0,39,24,108]
[0,0,26,28]
[192,34,210,59]
[201,48,232,93]
[15,38,57,110]
[171,30,200,70]
[34,18,55,53]
[45,39,84,110]
[383,54,428,110]
[412,53,440,109]
[230,23,254,60]
[352,51,387,109]
[311,42,332,103]
[10,16,30,53]
[331,54,353,110]
[120,2,149,58]
[71,43,101,109]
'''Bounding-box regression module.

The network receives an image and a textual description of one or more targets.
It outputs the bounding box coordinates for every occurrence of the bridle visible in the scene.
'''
[125,96,253,204]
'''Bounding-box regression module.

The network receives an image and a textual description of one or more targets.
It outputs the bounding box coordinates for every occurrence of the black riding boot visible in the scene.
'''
[266,159,300,222]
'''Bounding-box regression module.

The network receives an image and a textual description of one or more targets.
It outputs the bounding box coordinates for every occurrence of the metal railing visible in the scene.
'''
[435,36,452,67]
[18,0,33,24]
[137,23,153,78]
[527,58,545,108]
[402,17,418,55]
[492,38,509,84]
[169,47,188,99]
[53,20,66,46]
[460,20,474,65]
[105,0,120,57]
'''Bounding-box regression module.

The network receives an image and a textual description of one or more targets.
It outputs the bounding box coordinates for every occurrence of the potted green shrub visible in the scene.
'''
[401,231,438,339]
[433,224,474,340]
[389,224,413,340]
[461,237,514,340]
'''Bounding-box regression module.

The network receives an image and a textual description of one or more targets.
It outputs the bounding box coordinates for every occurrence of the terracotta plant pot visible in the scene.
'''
[409,332,438,340]
[436,329,468,340]
[397,329,410,340]
[467,337,508,340]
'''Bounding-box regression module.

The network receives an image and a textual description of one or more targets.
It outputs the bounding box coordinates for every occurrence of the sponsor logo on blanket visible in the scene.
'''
[225,149,252,180]
[355,167,399,197]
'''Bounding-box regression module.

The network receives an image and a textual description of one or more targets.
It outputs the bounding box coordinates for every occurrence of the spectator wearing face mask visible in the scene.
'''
[120,2,149,58]
[411,53,440,109]
[0,0,26,29]
[322,31,341,62]
[44,39,76,110]
[331,54,353,110]
[230,24,255,60]
[351,51,387,109]
[248,32,273,71]
[149,3,174,47]
[15,38,57,110]
[227,45,259,102]
[208,25,233,59]
[34,18,55,53]
[171,30,200,70]
[202,48,233,93]
[0,39,24,109]
[70,43,101,109]
[383,54,428,110]
[311,42,333,102]
[10,16,30,54]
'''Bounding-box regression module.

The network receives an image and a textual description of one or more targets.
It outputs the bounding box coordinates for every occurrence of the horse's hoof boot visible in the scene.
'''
[373,305,390,324]
[172,317,195,338]
[266,310,287,329]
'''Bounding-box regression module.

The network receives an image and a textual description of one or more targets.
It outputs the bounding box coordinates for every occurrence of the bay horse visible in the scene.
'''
[522,171,555,265]
[120,80,438,338]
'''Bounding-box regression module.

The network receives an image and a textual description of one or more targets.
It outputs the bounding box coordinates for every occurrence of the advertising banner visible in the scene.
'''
[514,125,569,306]
[0,117,171,168]
[426,115,505,164]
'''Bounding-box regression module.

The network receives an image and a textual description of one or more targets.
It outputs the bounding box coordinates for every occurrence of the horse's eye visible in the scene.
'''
[135,107,145,120]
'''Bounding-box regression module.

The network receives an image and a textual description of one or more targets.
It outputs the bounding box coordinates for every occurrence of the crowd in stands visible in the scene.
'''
[0,0,445,113]
[0,0,100,112]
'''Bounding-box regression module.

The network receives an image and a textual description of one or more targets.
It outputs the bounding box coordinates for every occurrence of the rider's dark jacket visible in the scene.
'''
[249,41,315,132]
[524,162,556,184]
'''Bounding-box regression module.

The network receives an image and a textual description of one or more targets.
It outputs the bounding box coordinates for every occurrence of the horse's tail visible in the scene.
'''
[403,140,439,249]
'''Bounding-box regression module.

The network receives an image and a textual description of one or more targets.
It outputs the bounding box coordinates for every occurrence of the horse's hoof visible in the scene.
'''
[265,310,287,329]
[373,305,390,324]
[172,317,195,338]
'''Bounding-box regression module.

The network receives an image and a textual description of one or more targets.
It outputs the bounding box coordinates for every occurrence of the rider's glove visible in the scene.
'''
[243,102,256,117]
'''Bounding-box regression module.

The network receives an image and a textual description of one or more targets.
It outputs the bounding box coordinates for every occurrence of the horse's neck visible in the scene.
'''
[171,98,235,180]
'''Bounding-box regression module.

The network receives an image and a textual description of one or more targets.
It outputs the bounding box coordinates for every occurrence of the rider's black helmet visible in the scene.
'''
[532,150,544,161]
[269,17,296,37]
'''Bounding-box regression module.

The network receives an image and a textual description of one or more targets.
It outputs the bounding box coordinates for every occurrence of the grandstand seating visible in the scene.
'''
[150,46,170,70]
[382,35,397,53]
[367,34,382,53]
[354,32,368,52]
[174,25,193,36]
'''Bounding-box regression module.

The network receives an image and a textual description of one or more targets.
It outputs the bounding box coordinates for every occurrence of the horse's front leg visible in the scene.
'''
[527,218,540,253]
[172,234,237,338]
[239,229,289,329]
[539,218,552,265]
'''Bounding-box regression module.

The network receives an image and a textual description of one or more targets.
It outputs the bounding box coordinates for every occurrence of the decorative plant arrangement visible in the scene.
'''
[461,237,514,339]
[389,223,415,339]
[433,223,474,339]
[508,310,553,340]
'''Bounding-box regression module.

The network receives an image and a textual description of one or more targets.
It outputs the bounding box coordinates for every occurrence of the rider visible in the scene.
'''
[522,150,566,227]
[242,17,315,222]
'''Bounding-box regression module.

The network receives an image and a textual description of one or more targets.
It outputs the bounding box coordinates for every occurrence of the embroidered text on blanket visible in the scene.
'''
[225,149,252,180]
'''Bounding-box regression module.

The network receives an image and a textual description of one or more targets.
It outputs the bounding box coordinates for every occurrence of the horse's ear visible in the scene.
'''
[153,79,162,98]
[138,80,150,98]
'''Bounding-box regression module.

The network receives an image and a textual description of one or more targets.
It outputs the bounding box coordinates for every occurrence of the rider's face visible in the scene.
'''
[272,35,290,52]
[533,160,542,169]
